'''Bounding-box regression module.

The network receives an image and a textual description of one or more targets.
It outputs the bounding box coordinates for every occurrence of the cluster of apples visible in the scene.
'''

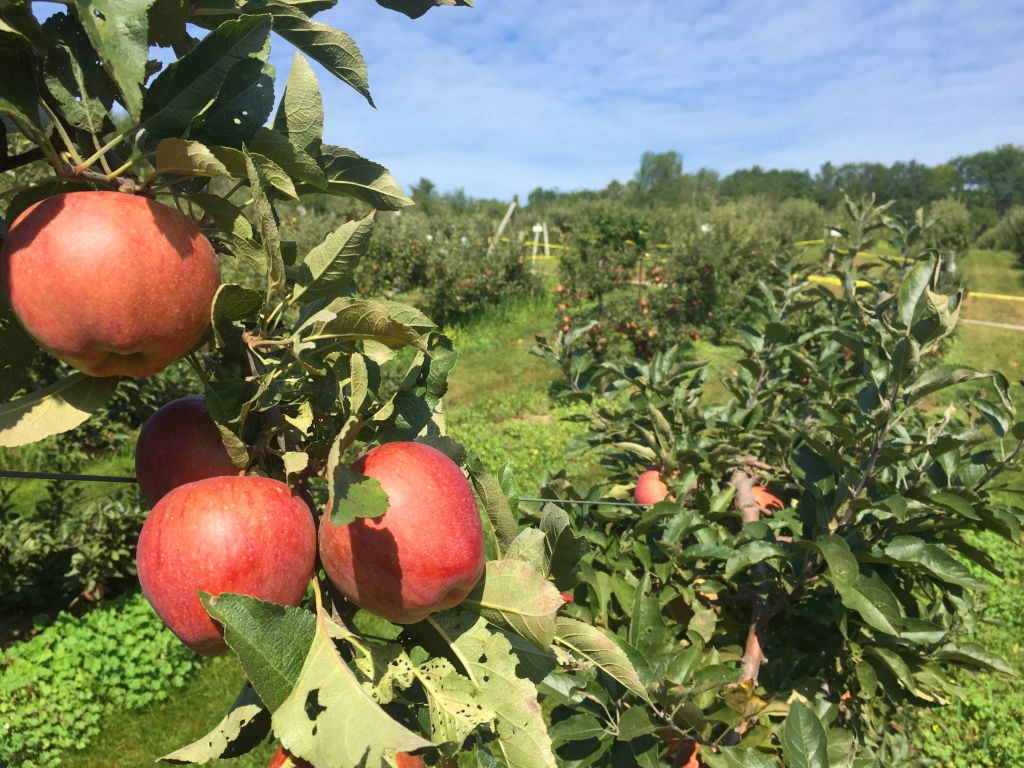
[1,191,486,659]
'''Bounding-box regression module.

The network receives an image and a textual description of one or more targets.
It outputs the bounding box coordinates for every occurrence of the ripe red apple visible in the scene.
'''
[137,475,316,656]
[135,395,240,506]
[267,744,311,768]
[1,191,221,377]
[635,468,671,505]
[318,441,485,625]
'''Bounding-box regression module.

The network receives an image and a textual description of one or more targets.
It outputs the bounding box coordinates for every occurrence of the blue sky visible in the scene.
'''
[282,1,1024,200]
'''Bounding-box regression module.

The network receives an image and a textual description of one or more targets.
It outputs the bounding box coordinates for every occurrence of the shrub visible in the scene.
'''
[0,592,204,768]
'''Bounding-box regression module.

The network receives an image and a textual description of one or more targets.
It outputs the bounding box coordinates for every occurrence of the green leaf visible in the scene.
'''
[554,616,650,704]
[71,0,151,119]
[897,257,933,329]
[291,211,374,303]
[0,299,37,402]
[273,51,323,154]
[249,126,326,189]
[327,464,388,526]
[201,593,316,712]
[375,0,472,18]
[882,536,984,590]
[42,13,116,134]
[840,572,902,636]
[936,643,1015,676]
[246,0,371,104]
[815,535,860,586]
[159,683,270,764]
[154,138,233,178]
[147,0,188,46]
[540,504,587,590]
[140,15,272,144]
[0,30,42,130]
[211,283,263,347]
[194,57,275,147]
[273,601,434,765]
[723,541,784,580]
[468,467,519,558]
[428,612,556,768]
[902,365,999,406]
[0,373,117,447]
[312,145,413,210]
[702,747,778,768]
[863,646,919,695]
[298,297,428,352]
[412,656,495,746]
[462,560,562,649]
[244,148,285,293]
[781,701,828,768]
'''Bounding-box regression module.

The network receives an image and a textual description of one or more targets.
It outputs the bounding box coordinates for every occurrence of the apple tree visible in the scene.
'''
[531,202,1024,765]
[0,2,650,766]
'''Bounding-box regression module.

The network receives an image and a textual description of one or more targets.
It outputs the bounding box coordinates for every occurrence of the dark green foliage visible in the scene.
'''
[0,592,205,768]
[531,206,1024,764]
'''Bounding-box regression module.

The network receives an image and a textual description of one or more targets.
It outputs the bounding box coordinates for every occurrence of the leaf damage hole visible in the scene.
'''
[304,688,326,722]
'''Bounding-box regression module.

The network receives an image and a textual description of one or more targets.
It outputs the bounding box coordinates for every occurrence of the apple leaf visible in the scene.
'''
[554,616,651,704]
[272,590,434,765]
[213,423,250,469]
[468,466,519,558]
[139,15,271,145]
[159,683,270,764]
[0,30,42,131]
[327,464,388,526]
[298,297,428,352]
[412,656,495,747]
[273,52,323,155]
[291,211,375,303]
[350,644,416,704]
[211,283,263,348]
[244,148,285,293]
[246,0,372,106]
[193,58,275,147]
[201,593,317,712]
[0,373,117,447]
[0,300,37,403]
[461,560,562,649]
[249,126,327,190]
[781,701,829,768]
[310,145,413,211]
[42,13,117,135]
[426,612,556,768]
[154,138,233,178]
[71,0,150,120]
[375,0,472,19]
[539,504,587,591]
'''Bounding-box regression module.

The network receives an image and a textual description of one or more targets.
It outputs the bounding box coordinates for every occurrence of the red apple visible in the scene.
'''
[135,395,239,506]
[635,468,671,505]
[318,441,485,625]
[1,191,221,377]
[137,475,315,656]
[267,744,312,768]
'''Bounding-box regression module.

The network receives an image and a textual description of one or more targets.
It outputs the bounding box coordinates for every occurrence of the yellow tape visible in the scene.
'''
[967,290,1024,303]
[807,275,871,288]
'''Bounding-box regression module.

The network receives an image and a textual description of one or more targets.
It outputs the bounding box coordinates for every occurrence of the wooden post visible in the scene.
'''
[486,196,518,258]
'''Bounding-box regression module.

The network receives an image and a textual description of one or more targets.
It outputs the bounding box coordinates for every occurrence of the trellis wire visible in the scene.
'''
[0,469,649,507]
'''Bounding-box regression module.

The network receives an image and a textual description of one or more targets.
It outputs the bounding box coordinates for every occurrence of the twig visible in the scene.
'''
[0,146,46,172]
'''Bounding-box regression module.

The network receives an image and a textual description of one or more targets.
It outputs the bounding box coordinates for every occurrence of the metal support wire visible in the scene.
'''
[0,470,649,507]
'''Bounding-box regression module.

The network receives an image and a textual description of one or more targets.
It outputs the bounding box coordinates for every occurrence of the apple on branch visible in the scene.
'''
[135,395,240,506]
[136,475,316,656]
[318,441,485,625]
[1,191,221,377]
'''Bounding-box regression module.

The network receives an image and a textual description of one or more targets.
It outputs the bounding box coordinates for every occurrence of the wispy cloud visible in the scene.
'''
[267,0,1024,199]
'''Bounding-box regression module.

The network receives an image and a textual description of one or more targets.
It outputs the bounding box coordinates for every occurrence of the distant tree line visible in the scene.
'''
[526,144,1024,231]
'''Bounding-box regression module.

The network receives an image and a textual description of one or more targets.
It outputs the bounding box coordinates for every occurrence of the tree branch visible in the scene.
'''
[0,146,46,173]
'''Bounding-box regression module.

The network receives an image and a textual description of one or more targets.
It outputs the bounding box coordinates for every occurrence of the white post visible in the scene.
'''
[486,196,518,258]
[542,222,550,258]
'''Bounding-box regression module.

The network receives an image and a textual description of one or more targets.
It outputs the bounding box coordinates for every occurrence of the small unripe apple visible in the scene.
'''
[1,191,221,377]
[319,442,485,625]
[135,395,239,506]
[137,475,315,656]
[635,468,671,505]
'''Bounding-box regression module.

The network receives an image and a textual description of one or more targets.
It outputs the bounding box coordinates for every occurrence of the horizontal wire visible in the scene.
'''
[0,470,647,507]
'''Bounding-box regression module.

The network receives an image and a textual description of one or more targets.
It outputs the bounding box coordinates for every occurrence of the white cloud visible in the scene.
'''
[266,0,1024,199]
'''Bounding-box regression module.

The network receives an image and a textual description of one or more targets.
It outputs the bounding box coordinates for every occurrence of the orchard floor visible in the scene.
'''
[44,251,1024,766]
